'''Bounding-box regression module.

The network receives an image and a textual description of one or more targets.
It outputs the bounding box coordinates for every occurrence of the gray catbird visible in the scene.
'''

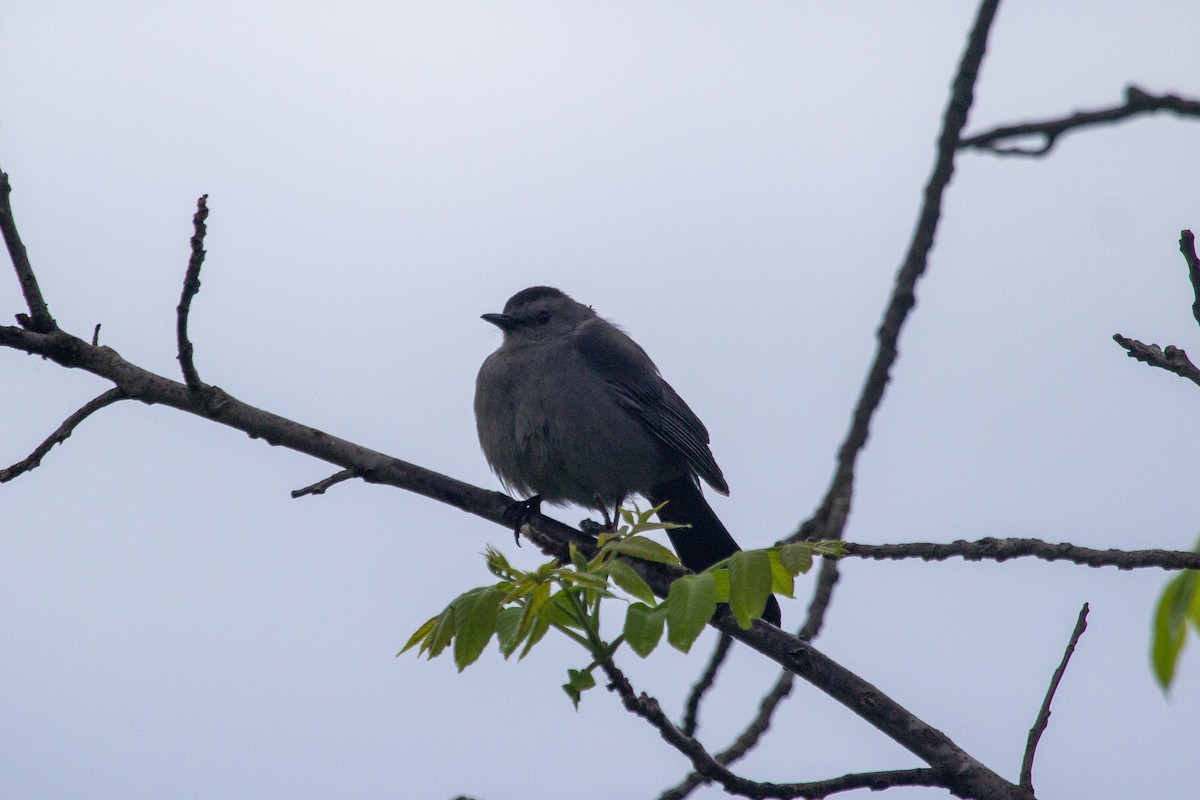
[474,286,781,627]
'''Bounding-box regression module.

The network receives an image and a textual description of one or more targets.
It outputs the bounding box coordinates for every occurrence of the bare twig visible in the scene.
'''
[0,388,127,482]
[292,468,358,498]
[91,323,101,347]
[1113,229,1200,386]
[663,668,797,799]
[1179,230,1200,327]
[177,194,209,395]
[0,170,56,332]
[604,655,944,800]
[1112,334,1200,386]
[789,0,1001,638]
[841,539,1200,571]
[1020,603,1090,792]
[960,86,1200,157]
[681,633,733,737]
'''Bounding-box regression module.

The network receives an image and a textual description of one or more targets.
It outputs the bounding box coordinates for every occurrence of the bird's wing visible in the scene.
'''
[573,317,729,495]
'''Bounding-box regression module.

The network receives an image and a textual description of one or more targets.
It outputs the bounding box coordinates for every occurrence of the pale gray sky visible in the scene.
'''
[2,2,1199,798]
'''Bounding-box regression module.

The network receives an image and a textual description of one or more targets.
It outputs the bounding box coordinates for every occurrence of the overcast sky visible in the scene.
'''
[2,2,1199,798]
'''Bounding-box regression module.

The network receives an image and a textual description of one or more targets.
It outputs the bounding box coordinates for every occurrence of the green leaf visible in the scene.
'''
[709,568,730,602]
[767,549,795,597]
[485,546,514,579]
[605,559,656,604]
[495,606,524,659]
[1152,571,1195,689]
[569,543,589,571]
[779,542,814,575]
[399,614,439,656]
[518,580,552,639]
[425,606,457,659]
[728,550,772,629]
[558,570,613,593]
[562,667,597,709]
[520,602,553,659]
[812,540,848,558]
[624,602,665,657]
[666,572,717,653]
[453,586,506,671]
[607,535,680,565]
[547,589,589,630]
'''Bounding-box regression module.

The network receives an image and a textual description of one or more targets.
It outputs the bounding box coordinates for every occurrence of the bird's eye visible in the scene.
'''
[535,310,551,324]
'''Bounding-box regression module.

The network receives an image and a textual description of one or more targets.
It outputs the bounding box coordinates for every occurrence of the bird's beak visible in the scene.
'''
[481,312,517,332]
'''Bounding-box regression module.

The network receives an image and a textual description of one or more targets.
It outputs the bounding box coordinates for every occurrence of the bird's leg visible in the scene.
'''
[594,494,620,531]
[502,494,543,546]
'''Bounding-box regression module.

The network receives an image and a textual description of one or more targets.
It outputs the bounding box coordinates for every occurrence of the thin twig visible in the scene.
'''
[662,668,797,799]
[0,388,127,482]
[960,86,1200,157]
[177,194,209,394]
[603,654,943,800]
[1112,334,1200,387]
[792,0,1001,546]
[1020,603,1090,792]
[1179,230,1200,328]
[0,169,56,332]
[681,633,733,737]
[789,0,1002,635]
[841,539,1200,571]
[1112,229,1200,386]
[292,468,359,498]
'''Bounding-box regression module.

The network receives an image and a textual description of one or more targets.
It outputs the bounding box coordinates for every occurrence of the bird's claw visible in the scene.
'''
[503,494,543,545]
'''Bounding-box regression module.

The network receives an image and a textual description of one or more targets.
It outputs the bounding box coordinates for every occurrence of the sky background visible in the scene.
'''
[2,2,1199,798]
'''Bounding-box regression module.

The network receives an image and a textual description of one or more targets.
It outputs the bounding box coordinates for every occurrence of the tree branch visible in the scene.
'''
[176,194,209,395]
[0,388,128,483]
[604,654,943,800]
[0,322,596,554]
[841,539,1200,570]
[794,0,1002,551]
[708,611,1026,800]
[0,170,55,332]
[1178,230,1200,328]
[1114,228,1200,386]
[292,468,359,498]
[681,633,733,738]
[1020,603,1089,793]
[1112,334,1200,386]
[959,86,1200,157]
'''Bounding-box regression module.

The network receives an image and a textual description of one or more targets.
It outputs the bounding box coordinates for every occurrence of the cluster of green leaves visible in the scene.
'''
[1152,539,1200,689]
[401,505,844,707]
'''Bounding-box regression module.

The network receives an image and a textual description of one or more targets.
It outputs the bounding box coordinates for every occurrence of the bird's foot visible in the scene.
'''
[592,494,619,531]
[579,518,605,537]
[503,494,543,546]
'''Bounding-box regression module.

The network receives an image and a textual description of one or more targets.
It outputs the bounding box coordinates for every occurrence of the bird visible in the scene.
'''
[474,286,781,627]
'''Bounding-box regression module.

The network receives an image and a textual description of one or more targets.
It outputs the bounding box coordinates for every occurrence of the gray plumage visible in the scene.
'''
[474,286,780,626]
[475,286,723,508]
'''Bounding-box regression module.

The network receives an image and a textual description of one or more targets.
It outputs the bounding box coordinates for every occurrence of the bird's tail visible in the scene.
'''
[645,476,782,627]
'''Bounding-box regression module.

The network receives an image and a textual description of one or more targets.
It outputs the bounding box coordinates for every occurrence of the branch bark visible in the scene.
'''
[960,86,1200,157]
